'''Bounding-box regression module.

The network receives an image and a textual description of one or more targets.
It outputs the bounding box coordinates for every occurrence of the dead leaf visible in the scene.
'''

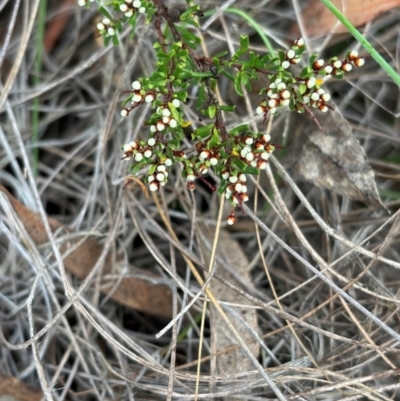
[0,375,42,401]
[285,108,383,208]
[197,224,259,382]
[300,0,400,37]
[0,184,173,318]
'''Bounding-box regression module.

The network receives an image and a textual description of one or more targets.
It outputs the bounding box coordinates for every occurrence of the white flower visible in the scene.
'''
[245,152,254,161]
[229,175,238,183]
[150,125,157,133]
[133,0,141,8]
[157,164,166,172]
[169,119,177,128]
[120,4,128,12]
[240,147,251,158]
[131,81,141,90]
[144,149,152,158]
[324,65,333,74]
[135,153,143,162]
[156,172,165,182]
[311,92,320,101]
[199,151,209,160]
[156,121,165,131]
[238,174,246,182]
[245,136,253,145]
[234,183,243,192]
[281,61,290,69]
[102,18,111,25]
[187,174,195,181]
[138,7,146,13]
[132,94,142,103]
[172,99,180,108]
[165,158,172,166]
[148,138,156,147]
[148,175,155,183]
[120,109,129,117]
[261,152,270,161]
[145,94,154,103]
[107,28,115,36]
[287,49,295,59]
[333,60,342,69]
[162,108,171,117]
[263,134,271,143]
[256,106,264,115]
[97,22,106,31]
[149,182,159,192]
[210,157,218,166]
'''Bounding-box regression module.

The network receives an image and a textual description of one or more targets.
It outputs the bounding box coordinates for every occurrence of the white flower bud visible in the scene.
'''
[97,23,106,31]
[333,60,342,69]
[150,125,157,133]
[210,157,218,166]
[147,138,156,146]
[172,99,180,108]
[120,4,128,12]
[321,93,331,102]
[120,109,129,117]
[162,108,171,117]
[229,175,238,183]
[132,94,142,103]
[256,106,264,115]
[148,175,155,183]
[135,153,143,162]
[199,151,209,160]
[324,65,333,74]
[281,61,290,69]
[240,147,250,158]
[238,174,246,182]
[261,152,271,161]
[287,49,295,59]
[132,81,141,90]
[245,152,254,161]
[107,28,115,36]
[263,134,271,143]
[145,94,154,103]
[102,18,111,25]
[234,183,243,192]
[149,182,159,192]
[169,119,177,128]
[156,172,165,182]
[156,121,165,131]
[144,149,152,158]
[133,0,141,7]
[187,174,195,181]
[138,7,146,13]
[311,92,320,101]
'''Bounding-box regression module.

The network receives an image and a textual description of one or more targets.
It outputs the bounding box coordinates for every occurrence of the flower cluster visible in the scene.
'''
[97,17,116,37]
[117,32,365,224]
[256,40,365,118]
[119,0,146,17]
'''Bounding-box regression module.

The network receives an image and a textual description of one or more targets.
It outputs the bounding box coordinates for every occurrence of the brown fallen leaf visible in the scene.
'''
[0,184,173,318]
[300,0,400,37]
[285,108,384,209]
[197,223,259,384]
[0,375,42,401]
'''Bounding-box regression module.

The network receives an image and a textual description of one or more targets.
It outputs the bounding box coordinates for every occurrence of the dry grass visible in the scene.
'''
[1,0,400,400]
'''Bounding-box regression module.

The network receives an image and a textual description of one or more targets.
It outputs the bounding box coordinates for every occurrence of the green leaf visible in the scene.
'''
[299,83,307,95]
[234,73,244,96]
[240,35,249,51]
[208,105,216,119]
[217,182,228,195]
[230,124,249,135]
[148,164,157,175]
[98,6,112,19]
[195,85,206,110]
[220,69,235,82]
[242,166,259,175]
[220,105,236,112]
[194,123,214,139]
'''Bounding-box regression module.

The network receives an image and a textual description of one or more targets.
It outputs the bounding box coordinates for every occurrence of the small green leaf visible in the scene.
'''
[299,83,307,95]
[240,35,249,51]
[194,123,214,139]
[208,105,216,119]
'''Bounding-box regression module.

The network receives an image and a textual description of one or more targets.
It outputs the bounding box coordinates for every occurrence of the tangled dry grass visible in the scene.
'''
[1,0,400,400]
